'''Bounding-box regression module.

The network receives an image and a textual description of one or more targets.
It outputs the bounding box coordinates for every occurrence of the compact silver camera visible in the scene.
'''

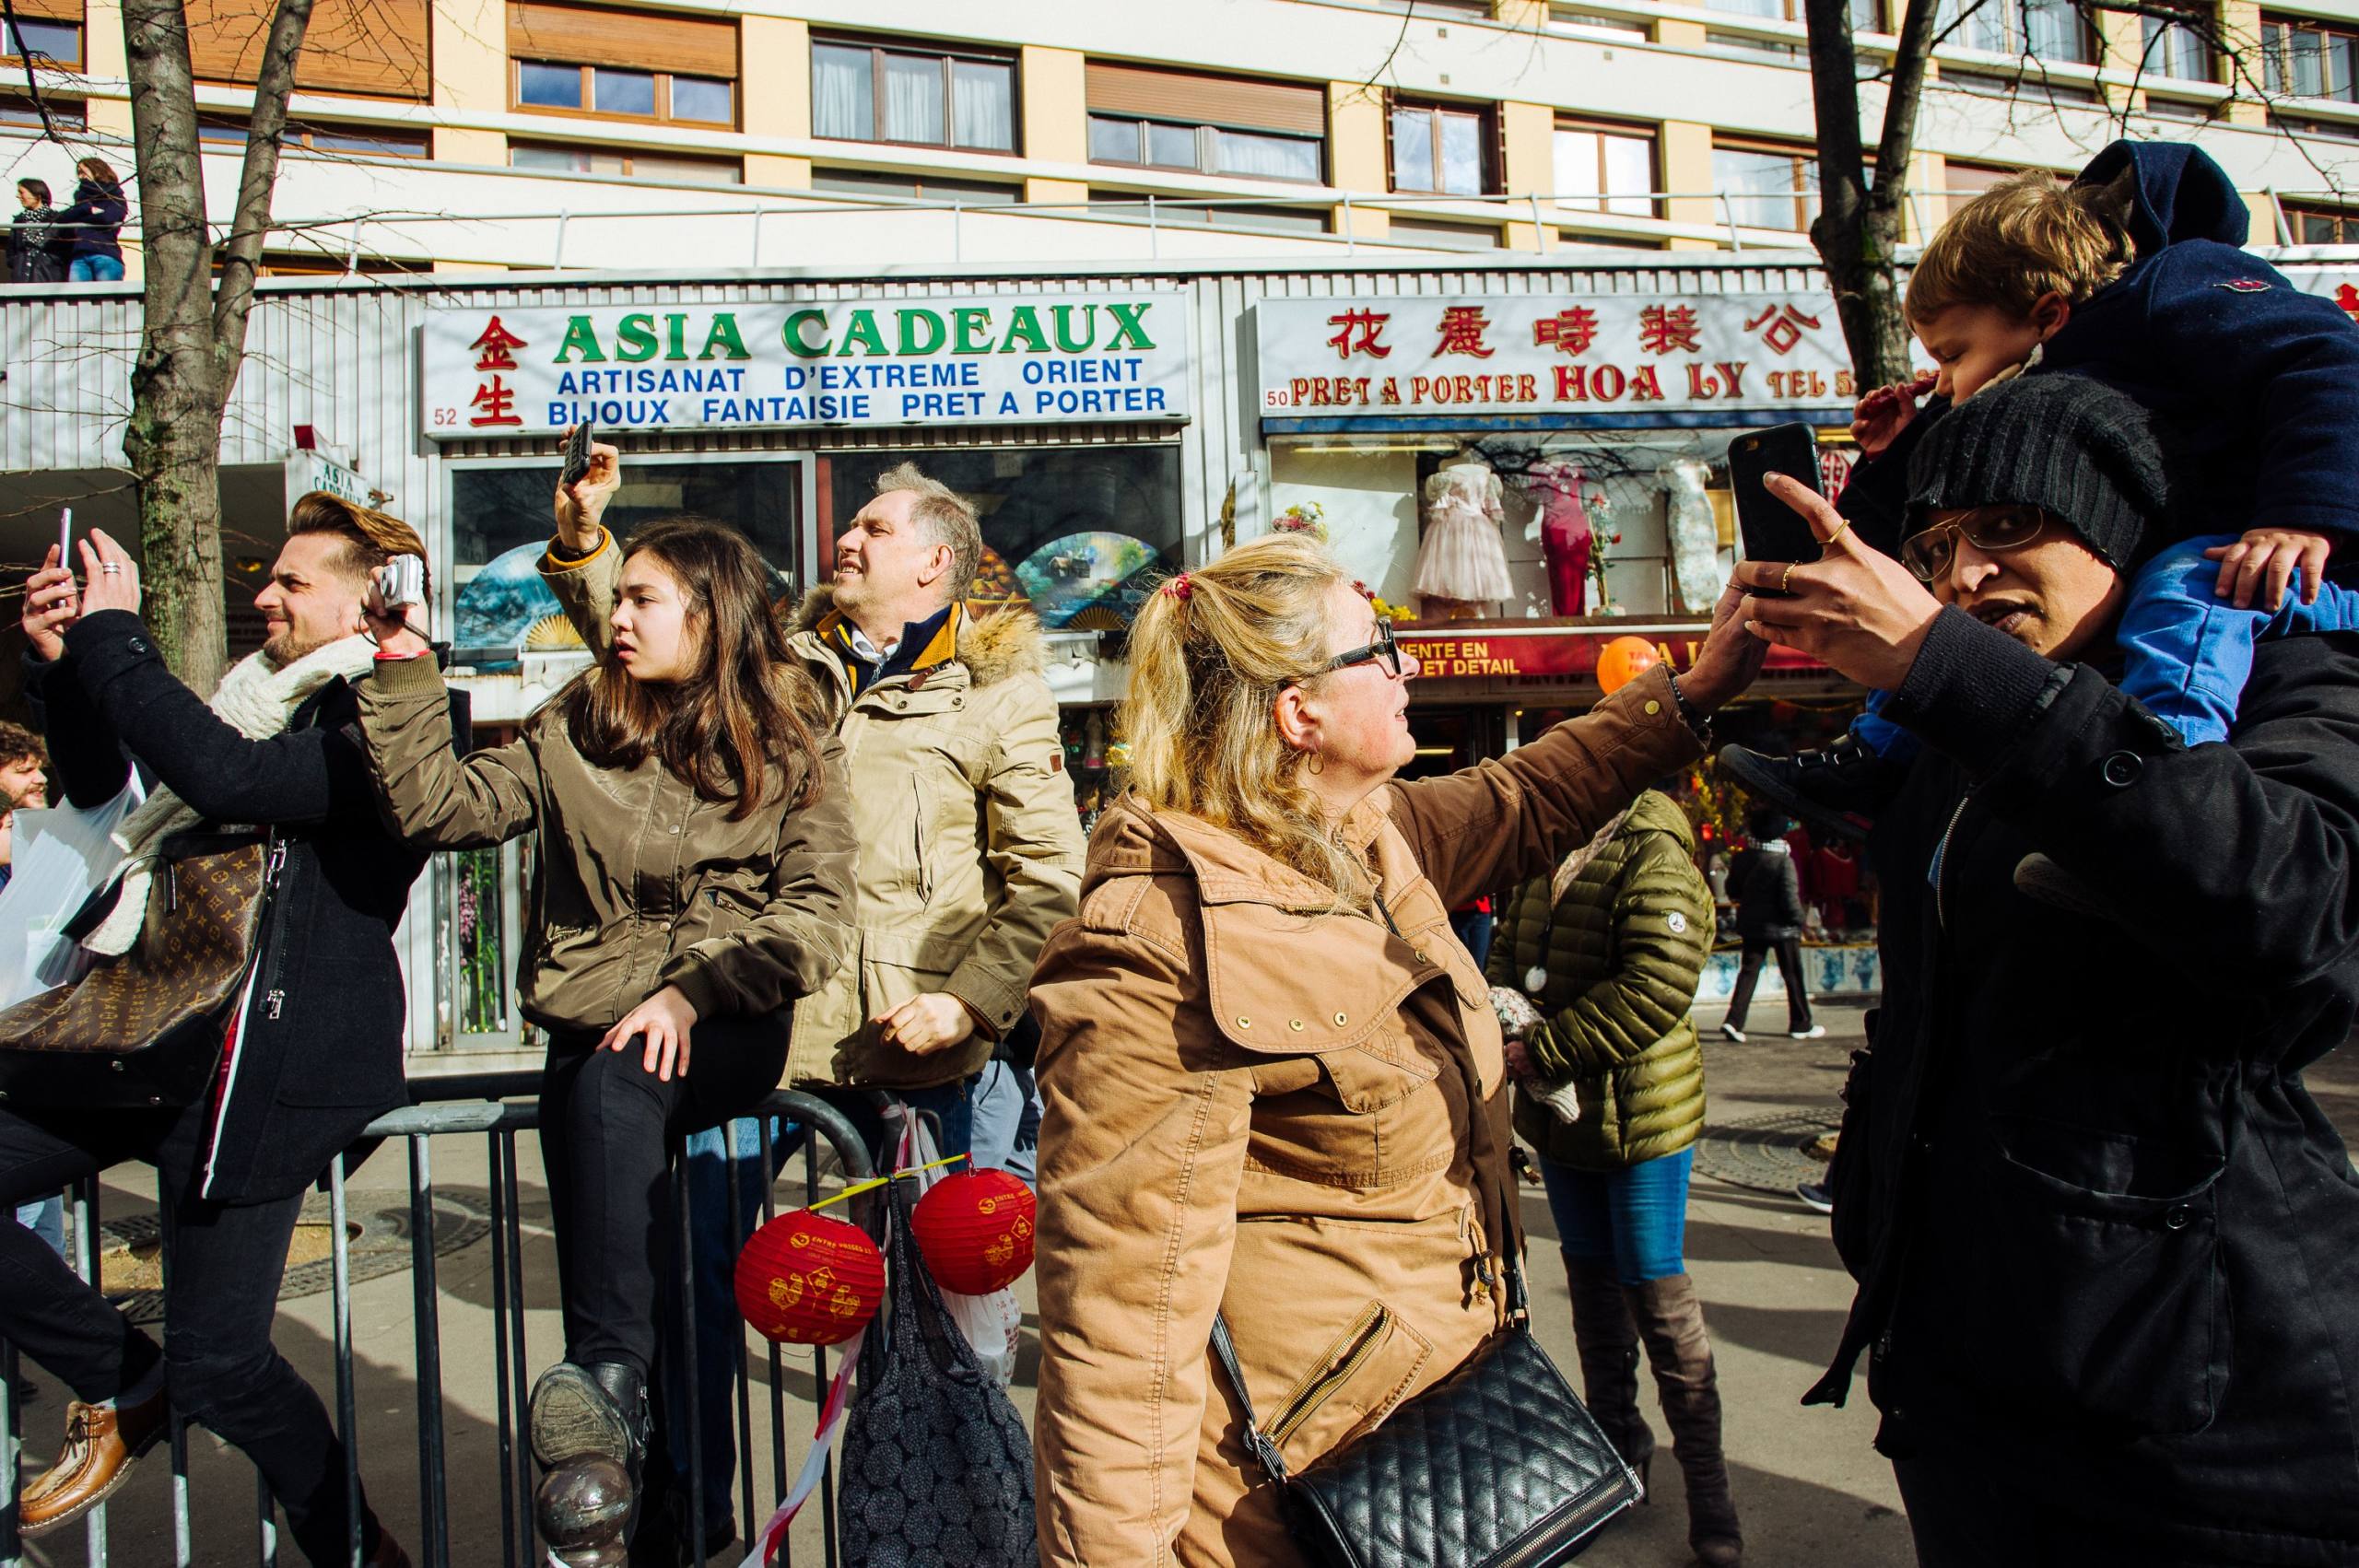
[372,554,427,611]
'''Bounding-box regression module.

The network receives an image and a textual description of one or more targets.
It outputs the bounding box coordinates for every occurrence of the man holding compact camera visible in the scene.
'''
[0,494,432,1567]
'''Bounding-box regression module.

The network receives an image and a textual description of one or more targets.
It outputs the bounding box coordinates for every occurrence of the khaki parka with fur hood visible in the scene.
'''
[542,533,1084,1088]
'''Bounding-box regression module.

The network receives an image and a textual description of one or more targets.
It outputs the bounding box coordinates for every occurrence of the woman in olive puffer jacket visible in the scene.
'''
[1485,788,1738,1567]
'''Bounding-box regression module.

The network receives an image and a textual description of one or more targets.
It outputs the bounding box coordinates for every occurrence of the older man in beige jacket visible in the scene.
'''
[546,450,1083,1161]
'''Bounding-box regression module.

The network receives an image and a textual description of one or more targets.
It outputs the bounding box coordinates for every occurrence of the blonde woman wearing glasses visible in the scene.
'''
[1027,533,1765,1566]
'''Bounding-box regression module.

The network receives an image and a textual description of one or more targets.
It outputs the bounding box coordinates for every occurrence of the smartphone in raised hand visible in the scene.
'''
[559,423,597,489]
[57,508,72,568]
[1728,423,1824,592]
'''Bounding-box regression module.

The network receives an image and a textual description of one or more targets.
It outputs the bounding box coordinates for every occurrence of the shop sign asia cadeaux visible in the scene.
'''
[1255,294,1865,419]
[419,290,1193,439]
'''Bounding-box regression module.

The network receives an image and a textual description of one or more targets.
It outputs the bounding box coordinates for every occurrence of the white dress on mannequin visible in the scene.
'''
[1413,456,1514,604]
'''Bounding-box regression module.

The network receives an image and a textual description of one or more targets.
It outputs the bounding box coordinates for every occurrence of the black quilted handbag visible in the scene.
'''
[1209,1016,1640,1566]
[839,1179,1038,1568]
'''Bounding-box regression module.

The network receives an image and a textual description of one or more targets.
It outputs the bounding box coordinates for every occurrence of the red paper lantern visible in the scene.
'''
[1596,636,1661,696]
[910,1169,1038,1295]
[733,1210,885,1345]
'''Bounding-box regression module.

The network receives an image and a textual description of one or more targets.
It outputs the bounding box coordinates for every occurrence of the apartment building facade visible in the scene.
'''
[6,0,2359,272]
[5,0,2359,1062]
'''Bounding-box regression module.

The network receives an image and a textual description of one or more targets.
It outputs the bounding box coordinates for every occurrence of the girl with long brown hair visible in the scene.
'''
[354,515,853,1543]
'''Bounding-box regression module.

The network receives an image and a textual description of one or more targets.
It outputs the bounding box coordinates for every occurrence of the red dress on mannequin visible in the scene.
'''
[1525,460,1591,616]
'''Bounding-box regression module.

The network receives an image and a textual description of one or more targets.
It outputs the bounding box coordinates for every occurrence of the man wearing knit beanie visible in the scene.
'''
[1903,371,2171,576]
[1717,374,2359,1563]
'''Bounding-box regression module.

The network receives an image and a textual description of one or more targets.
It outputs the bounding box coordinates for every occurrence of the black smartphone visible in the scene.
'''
[559,422,596,488]
[1728,422,1824,587]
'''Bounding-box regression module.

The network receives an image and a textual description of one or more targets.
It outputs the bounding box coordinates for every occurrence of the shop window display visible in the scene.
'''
[820,445,1183,631]
[1270,432,1720,620]
[448,457,802,666]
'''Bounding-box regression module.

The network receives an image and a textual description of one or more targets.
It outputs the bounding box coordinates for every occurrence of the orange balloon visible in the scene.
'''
[1596,636,1661,695]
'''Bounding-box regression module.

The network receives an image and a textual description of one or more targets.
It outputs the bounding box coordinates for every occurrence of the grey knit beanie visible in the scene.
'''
[1905,374,2172,570]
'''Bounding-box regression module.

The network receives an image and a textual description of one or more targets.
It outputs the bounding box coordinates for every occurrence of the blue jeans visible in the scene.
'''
[67,255,123,281]
[15,1194,65,1256]
[1449,907,1496,971]
[1539,1149,1694,1285]
[968,1060,1039,1190]
[2120,533,2359,746]
[660,1116,786,1537]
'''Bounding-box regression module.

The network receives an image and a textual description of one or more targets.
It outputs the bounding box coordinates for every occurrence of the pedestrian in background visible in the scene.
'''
[1487,789,1740,1567]
[1028,535,1764,1564]
[8,179,66,284]
[53,158,124,283]
[1718,809,1821,1041]
[357,516,855,1556]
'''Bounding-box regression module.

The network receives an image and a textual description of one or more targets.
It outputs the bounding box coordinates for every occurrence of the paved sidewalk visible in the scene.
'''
[21,999,2353,1566]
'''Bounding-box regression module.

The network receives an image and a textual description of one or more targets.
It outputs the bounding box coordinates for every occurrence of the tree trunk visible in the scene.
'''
[1802,0,1942,395]
[121,0,229,692]
[115,0,311,694]
[1812,193,1915,392]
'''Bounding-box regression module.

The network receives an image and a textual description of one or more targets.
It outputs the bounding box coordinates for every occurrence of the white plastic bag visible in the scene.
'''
[889,1101,1025,1389]
[0,785,146,1010]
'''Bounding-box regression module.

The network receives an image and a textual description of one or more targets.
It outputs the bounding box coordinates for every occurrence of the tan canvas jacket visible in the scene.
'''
[543,536,1084,1087]
[1027,666,1701,1567]
[354,652,856,1033]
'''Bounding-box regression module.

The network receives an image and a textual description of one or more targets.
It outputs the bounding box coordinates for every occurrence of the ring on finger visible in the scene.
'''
[1819,520,1851,551]
[1780,562,1797,594]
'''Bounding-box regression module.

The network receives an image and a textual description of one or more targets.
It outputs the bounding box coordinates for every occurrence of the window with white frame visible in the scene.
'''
[1712,143,1818,232]
[1939,0,2095,63]
[812,37,1015,152]
[2263,13,2359,102]
[1555,121,1655,217]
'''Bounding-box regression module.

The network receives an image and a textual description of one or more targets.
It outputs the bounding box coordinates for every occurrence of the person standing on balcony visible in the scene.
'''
[355,515,854,1557]
[52,158,125,283]
[0,496,429,1566]
[9,179,67,284]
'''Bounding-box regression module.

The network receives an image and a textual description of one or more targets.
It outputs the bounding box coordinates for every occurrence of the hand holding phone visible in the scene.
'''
[559,422,595,489]
[1728,423,1825,593]
[371,554,427,612]
[553,425,617,555]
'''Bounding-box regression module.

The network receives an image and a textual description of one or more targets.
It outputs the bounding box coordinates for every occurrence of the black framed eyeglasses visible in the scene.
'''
[1900,506,2049,584]
[1320,619,1406,679]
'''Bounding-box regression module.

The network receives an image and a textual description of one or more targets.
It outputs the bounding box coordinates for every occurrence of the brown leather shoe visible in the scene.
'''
[18,1388,168,1538]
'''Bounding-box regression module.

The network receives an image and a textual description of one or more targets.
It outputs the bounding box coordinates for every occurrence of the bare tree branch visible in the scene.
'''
[0,0,69,145]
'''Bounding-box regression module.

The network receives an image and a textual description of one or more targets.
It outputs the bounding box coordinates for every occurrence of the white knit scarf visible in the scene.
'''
[81,633,379,956]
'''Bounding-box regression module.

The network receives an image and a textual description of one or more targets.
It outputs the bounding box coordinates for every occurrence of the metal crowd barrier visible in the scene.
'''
[0,1083,877,1568]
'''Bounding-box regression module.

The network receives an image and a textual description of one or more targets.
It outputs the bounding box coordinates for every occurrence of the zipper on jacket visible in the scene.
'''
[1931,793,1972,932]
[259,839,294,1019]
[1264,1304,1391,1446]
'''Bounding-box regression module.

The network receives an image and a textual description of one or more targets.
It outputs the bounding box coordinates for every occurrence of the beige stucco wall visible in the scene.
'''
[1328,81,1391,238]
[1018,44,1086,208]
[743,15,814,188]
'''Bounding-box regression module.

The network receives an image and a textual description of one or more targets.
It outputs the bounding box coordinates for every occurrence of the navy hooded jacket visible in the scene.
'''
[1841,140,2359,556]
[2040,139,2359,541]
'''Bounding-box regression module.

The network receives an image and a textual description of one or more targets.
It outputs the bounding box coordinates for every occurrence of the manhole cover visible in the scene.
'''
[1693,1110,1842,1194]
[98,1191,492,1326]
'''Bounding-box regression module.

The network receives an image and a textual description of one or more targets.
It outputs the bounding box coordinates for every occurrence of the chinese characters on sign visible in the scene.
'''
[467,316,528,429]
[1261,294,1875,418]
[420,292,1193,439]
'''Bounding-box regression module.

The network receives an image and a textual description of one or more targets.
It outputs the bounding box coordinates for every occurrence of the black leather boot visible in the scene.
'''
[531,1361,652,1562]
[1563,1255,1654,1491]
[1625,1274,1742,1567]
[1716,736,1907,842]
